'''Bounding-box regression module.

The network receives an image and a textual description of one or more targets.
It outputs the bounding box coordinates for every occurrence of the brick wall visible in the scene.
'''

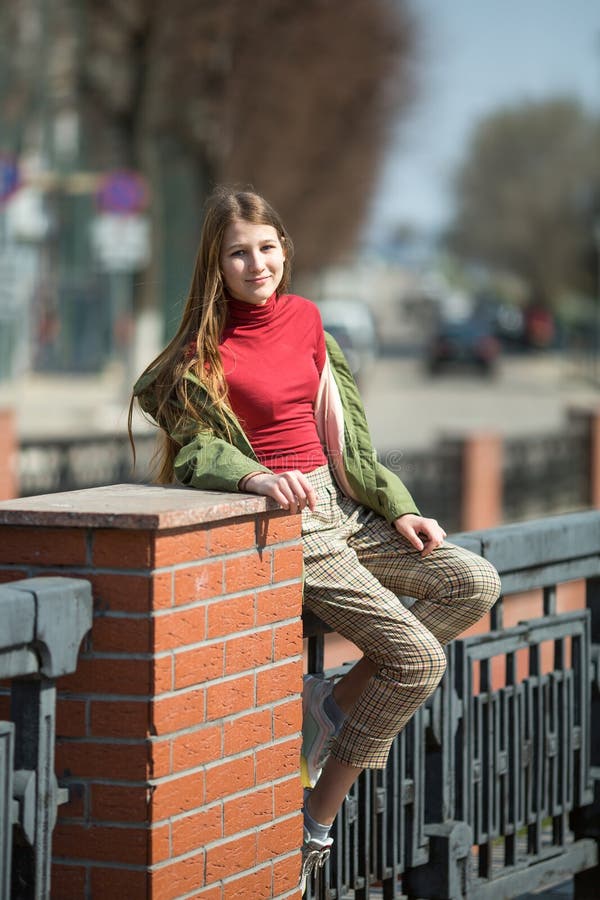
[0,407,17,501]
[0,484,304,899]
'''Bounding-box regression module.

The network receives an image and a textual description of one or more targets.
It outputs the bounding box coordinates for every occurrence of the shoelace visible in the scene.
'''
[302,845,331,881]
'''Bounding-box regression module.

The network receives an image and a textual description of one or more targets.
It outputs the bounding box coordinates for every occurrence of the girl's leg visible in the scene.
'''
[332,656,377,713]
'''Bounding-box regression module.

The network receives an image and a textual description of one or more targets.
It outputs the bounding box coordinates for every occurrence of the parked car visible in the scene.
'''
[426,316,500,376]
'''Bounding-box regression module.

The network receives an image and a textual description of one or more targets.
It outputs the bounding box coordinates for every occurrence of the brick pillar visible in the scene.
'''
[459,433,502,531]
[0,407,17,500]
[0,484,304,899]
[568,408,600,509]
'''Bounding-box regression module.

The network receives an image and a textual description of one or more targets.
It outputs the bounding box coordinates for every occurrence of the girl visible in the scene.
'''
[131,187,501,894]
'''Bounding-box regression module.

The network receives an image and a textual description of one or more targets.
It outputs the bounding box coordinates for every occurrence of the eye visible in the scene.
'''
[262,243,276,251]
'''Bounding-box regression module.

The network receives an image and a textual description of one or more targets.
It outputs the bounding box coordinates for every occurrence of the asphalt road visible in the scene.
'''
[360,351,600,452]
[2,351,599,449]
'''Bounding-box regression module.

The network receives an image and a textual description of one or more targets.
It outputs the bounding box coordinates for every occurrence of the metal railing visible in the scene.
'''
[0,577,92,900]
[18,433,157,497]
[304,510,600,899]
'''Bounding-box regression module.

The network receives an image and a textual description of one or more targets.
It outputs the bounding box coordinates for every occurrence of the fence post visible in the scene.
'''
[0,484,304,899]
[0,408,17,501]
[568,408,600,509]
[443,433,502,531]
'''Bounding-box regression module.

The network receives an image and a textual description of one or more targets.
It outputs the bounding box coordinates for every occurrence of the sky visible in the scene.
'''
[367,0,600,240]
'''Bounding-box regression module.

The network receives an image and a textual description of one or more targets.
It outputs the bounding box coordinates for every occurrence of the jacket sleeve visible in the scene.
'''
[134,370,271,492]
[173,430,271,492]
[373,460,420,523]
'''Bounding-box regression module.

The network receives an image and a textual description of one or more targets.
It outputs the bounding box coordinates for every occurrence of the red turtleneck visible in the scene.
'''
[219,293,328,473]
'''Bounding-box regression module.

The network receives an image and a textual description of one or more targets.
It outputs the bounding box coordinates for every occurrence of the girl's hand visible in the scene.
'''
[393,513,447,557]
[240,471,317,514]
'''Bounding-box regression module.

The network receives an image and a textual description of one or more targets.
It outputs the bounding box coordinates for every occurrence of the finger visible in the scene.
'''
[405,528,424,552]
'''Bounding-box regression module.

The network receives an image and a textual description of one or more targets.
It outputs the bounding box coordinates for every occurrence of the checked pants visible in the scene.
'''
[301,464,501,769]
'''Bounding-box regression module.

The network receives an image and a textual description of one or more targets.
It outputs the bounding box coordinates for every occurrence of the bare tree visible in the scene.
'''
[447,98,600,308]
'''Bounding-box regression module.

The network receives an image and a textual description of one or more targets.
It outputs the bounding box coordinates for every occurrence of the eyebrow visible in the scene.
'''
[224,236,278,250]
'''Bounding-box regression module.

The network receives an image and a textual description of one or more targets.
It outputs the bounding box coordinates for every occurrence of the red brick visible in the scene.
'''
[224,786,273,836]
[206,674,254,720]
[172,725,222,771]
[256,584,301,625]
[91,783,148,823]
[0,526,87,566]
[207,594,254,638]
[175,643,224,689]
[53,822,148,864]
[256,659,303,705]
[50,863,87,899]
[205,754,254,804]
[153,654,173,693]
[90,572,153,614]
[93,529,153,568]
[175,561,224,605]
[273,620,303,660]
[154,526,209,567]
[58,657,152,696]
[56,699,87,738]
[272,545,303,582]
[208,518,257,554]
[0,568,29,584]
[223,709,271,756]
[149,738,172,779]
[150,852,205,899]
[153,605,206,651]
[205,832,256,882]
[256,738,302,784]
[152,688,205,735]
[55,741,149,781]
[273,698,302,740]
[257,814,302,863]
[273,851,303,897]
[89,698,150,738]
[223,865,272,900]
[92,615,152,653]
[258,512,301,544]
[150,822,171,864]
[172,805,222,856]
[274,776,303,817]
[225,630,272,674]
[90,867,148,898]
[193,888,223,900]
[224,551,272,593]
[151,770,205,819]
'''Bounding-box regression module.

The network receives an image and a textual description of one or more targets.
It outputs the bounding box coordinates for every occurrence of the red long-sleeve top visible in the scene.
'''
[219,292,328,473]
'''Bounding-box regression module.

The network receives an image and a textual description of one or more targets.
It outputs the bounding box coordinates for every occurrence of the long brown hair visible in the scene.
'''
[128,186,294,483]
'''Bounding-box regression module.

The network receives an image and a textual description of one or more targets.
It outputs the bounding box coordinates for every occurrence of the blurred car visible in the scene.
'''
[426,316,500,376]
[318,299,379,387]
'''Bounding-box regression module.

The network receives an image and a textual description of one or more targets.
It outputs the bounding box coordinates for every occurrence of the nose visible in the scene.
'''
[248,250,264,272]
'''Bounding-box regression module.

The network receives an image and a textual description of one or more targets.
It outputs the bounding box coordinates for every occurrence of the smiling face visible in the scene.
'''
[220,219,286,305]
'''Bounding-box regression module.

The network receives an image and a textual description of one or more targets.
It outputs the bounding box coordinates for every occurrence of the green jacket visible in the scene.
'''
[134,333,419,524]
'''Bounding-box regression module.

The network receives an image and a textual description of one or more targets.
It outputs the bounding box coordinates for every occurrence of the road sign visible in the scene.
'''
[0,155,20,205]
[96,170,148,215]
[90,213,150,272]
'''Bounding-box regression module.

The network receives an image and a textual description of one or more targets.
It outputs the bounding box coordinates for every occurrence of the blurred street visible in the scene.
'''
[3,350,598,452]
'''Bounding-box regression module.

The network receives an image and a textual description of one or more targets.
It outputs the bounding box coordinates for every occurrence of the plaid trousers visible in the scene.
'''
[301,464,501,769]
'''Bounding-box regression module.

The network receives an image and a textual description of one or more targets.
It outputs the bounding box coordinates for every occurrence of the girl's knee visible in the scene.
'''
[473,558,502,610]
[382,636,447,694]
[445,551,501,610]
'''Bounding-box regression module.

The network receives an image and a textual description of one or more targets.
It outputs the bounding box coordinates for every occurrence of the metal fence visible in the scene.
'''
[0,577,92,900]
[18,432,157,497]
[304,511,600,899]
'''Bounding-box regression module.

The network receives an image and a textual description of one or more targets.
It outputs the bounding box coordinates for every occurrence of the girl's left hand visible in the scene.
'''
[392,514,447,557]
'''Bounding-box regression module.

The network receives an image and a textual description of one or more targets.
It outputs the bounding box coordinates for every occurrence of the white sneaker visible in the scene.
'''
[299,825,333,895]
[301,675,338,788]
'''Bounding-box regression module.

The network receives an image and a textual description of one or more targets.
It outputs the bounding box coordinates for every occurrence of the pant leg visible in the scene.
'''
[301,466,501,770]
[348,513,501,646]
[301,468,449,769]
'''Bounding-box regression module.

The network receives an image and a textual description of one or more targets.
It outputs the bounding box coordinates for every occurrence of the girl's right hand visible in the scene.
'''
[241,471,317,514]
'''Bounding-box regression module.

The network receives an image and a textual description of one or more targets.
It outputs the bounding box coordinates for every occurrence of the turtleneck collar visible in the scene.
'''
[226,291,279,327]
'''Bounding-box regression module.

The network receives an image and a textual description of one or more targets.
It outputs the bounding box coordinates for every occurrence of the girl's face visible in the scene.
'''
[220,219,285,305]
